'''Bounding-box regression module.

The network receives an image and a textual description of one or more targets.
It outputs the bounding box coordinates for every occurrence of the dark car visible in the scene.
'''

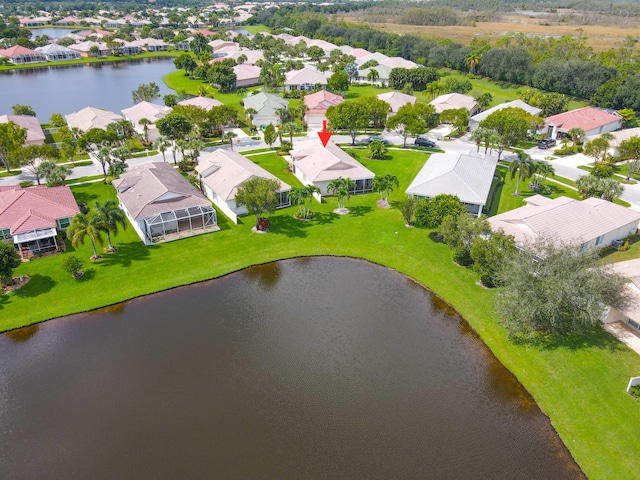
[537,138,557,149]
[415,137,436,148]
[363,135,389,144]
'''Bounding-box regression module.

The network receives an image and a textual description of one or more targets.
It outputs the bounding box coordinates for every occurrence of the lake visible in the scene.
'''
[29,27,87,39]
[0,58,175,120]
[0,257,584,479]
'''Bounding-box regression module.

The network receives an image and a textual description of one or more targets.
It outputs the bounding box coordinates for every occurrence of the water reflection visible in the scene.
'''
[4,324,39,343]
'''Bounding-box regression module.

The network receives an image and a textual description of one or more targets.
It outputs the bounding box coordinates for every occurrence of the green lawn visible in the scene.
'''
[2,150,640,479]
[244,151,303,188]
[242,24,271,34]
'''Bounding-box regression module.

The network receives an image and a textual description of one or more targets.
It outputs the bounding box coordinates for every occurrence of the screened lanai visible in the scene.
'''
[144,205,218,244]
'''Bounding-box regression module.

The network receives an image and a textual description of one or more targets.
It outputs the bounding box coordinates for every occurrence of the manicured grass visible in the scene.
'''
[0,51,181,71]
[66,175,104,185]
[0,170,21,177]
[604,239,640,263]
[242,24,271,34]
[243,151,303,188]
[2,150,640,478]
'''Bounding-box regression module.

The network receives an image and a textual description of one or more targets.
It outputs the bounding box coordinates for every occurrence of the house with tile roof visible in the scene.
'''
[243,92,288,128]
[0,45,46,64]
[488,195,640,250]
[284,67,328,92]
[585,127,640,157]
[0,185,80,259]
[65,106,121,132]
[233,64,261,88]
[430,93,479,116]
[121,102,172,142]
[112,162,218,245]
[129,38,169,52]
[469,100,542,132]
[406,150,498,217]
[356,64,393,87]
[35,44,81,61]
[196,149,291,224]
[68,41,112,57]
[0,115,46,145]
[544,107,622,139]
[290,139,375,198]
[376,91,416,114]
[177,96,223,111]
[303,90,344,127]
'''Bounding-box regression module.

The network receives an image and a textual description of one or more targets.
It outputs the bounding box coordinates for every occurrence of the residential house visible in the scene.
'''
[376,91,416,114]
[233,64,261,88]
[430,93,479,116]
[68,41,111,57]
[355,52,390,67]
[121,102,172,142]
[406,150,498,217]
[488,195,640,250]
[103,19,127,29]
[18,17,49,27]
[303,90,344,127]
[177,96,223,111]
[381,57,418,69]
[130,38,169,52]
[290,139,375,198]
[55,16,81,26]
[65,106,122,132]
[209,40,237,52]
[0,185,79,259]
[0,45,46,64]
[585,127,640,157]
[356,64,392,86]
[341,47,371,58]
[545,107,622,139]
[469,100,542,132]
[196,149,291,224]
[112,162,218,245]
[284,67,328,92]
[243,92,288,128]
[35,44,81,61]
[229,48,264,65]
[0,115,45,145]
[116,41,141,56]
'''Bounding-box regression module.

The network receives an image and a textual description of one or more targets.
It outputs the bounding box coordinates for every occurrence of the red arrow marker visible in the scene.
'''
[318,120,332,147]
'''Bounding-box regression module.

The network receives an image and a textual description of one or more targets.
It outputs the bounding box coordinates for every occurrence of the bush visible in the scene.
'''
[415,194,466,228]
[19,180,34,188]
[78,203,89,214]
[62,256,84,278]
[629,385,640,401]
[617,241,630,251]
[178,159,196,172]
[277,140,292,155]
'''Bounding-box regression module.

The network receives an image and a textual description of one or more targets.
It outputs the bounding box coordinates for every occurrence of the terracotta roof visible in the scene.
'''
[284,67,328,86]
[112,162,211,220]
[232,64,261,81]
[545,107,621,132]
[0,186,79,235]
[304,90,344,114]
[0,45,40,56]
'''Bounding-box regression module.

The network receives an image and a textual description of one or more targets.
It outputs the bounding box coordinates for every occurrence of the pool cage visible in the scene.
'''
[143,205,218,244]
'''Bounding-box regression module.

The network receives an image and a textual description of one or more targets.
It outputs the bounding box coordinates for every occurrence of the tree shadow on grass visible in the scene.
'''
[349,205,372,217]
[12,274,56,298]
[428,231,444,243]
[71,187,100,206]
[509,326,628,352]
[269,215,310,238]
[312,211,338,225]
[75,268,96,283]
[0,293,10,310]
[97,242,152,268]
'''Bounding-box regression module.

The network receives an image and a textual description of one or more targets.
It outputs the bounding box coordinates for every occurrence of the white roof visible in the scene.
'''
[376,91,416,113]
[195,149,290,201]
[129,38,168,47]
[291,139,374,183]
[357,64,392,80]
[406,150,498,206]
[285,67,328,86]
[355,52,389,66]
[243,92,288,115]
[380,57,418,69]
[177,96,223,111]
[430,93,478,114]
[122,101,171,124]
[488,195,640,245]
[35,44,76,54]
[470,100,542,124]
[65,106,121,132]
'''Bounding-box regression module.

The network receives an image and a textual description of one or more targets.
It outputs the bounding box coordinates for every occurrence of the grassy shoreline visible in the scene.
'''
[0,51,180,71]
[1,149,639,479]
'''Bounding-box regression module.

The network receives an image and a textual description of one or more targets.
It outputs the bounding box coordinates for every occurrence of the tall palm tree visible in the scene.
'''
[223,131,237,151]
[372,174,399,205]
[67,213,104,260]
[509,151,535,196]
[289,186,306,218]
[599,177,624,202]
[534,161,555,182]
[465,52,480,75]
[154,136,170,162]
[282,122,298,144]
[138,117,151,143]
[245,107,257,127]
[188,138,205,162]
[93,200,127,252]
[327,177,355,210]
[367,68,379,86]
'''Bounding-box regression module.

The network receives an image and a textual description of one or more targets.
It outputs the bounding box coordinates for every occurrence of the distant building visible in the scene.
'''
[430,93,479,116]
[35,44,81,61]
[65,106,122,132]
[284,67,328,92]
[0,45,46,64]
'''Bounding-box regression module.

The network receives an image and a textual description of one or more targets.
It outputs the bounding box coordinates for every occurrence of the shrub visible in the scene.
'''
[62,256,84,278]
[415,194,466,228]
[19,180,34,188]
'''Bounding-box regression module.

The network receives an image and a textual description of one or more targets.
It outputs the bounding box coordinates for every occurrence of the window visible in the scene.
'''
[0,228,10,240]
[595,235,605,246]
[58,218,71,229]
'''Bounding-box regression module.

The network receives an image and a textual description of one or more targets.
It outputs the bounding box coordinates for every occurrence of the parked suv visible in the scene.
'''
[363,135,389,144]
[537,138,557,149]
[415,137,436,148]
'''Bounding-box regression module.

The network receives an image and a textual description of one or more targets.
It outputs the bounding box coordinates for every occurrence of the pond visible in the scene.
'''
[0,257,584,479]
[29,27,87,39]
[0,58,175,120]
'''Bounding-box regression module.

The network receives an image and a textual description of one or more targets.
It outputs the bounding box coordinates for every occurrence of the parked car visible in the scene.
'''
[415,137,436,148]
[363,135,389,144]
[537,138,557,149]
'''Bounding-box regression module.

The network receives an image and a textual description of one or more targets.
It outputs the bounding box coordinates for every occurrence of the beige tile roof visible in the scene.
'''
[121,101,171,125]
[196,149,290,201]
[291,139,374,182]
[65,106,121,132]
[0,114,45,145]
[430,93,478,114]
[488,195,640,245]
[177,96,223,111]
[376,91,416,113]
[284,67,328,86]
[112,162,211,220]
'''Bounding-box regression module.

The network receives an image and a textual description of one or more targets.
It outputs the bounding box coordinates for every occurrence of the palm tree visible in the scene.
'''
[327,177,356,210]
[154,136,170,162]
[509,151,535,196]
[93,200,127,252]
[567,127,586,146]
[367,68,379,86]
[188,138,205,162]
[245,107,257,127]
[281,122,298,144]
[195,85,210,97]
[534,161,555,181]
[275,107,288,125]
[372,174,399,205]
[465,52,480,75]
[600,177,624,202]
[289,186,306,218]
[223,131,237,151]
[471,127,489,153]
[96,146,112,177]
[138,118,152,143]
[67,213,104,261]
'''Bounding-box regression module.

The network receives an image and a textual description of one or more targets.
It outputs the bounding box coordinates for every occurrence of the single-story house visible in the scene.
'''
[469,100,542,132]
[0,45,46,64]
[488,195,640,250]
[55,16,81,25]
[585,127,640,157]
[112,162,219,245]
[0,185,79,259]
[284,67,328,92]
[356,64,392,86]
[544,107,622,139]
[341,46,371,58]
[68,41,111,57]
[290,139,375,198]
[303,90,344,127]
[229,49,264,65]
[104,19,127,29]
[209,40,237,52]
[376,91,416,114]
[196,149,291,224]
[65,106,122,132]
[380,56,419,69]
[114,41,141,56]
[177,96,223,111]
[130,38,169,52]
[243,92,288,128]
[35,44,81,61]
[406,150,498,217]
[233,64,261,88]
[19,17,50,27]
[355,52,391,67]
[430,93,479,116]
[121,102,172,142]
[0,115,46,145]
